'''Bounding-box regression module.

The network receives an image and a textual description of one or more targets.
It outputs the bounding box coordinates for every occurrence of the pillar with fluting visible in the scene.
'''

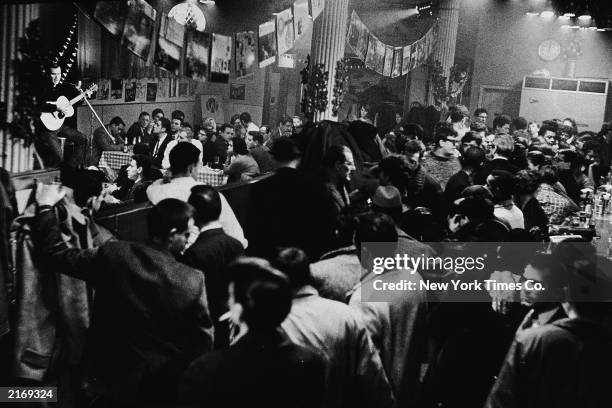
[310,0,349,122]
[428,0,461,105]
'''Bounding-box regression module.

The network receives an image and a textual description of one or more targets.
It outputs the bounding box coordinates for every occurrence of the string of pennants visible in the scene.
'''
[88,0,326,83]
[346,10,438,78]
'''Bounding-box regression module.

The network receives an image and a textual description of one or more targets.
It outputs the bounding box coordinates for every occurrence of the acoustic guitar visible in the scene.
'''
[40,84,97,131]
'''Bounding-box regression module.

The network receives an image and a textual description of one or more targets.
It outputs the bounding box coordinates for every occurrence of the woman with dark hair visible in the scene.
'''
[224,136,259,183]
[177,257,326,408]
[514,170,548,235]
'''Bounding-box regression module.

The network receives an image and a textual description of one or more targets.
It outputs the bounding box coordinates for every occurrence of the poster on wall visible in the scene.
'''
[258,20,277,68]
[124,81,137,102]
[210,33,232,83]
[276,8,295,56]
[178,80,189,97]
[97,79,110,100]
[136,78,147,100]
[155,14,185,75]
[293,0,311,39]
[146,82,157,102]
[157,77,169,98]
[121,0,156,60]
[382,45,393,77]
[409,41,419,71]
[278,53,296,68]
[185,30,211,80]
[310,0,325,20]
[230,83,246,100]
[347,11,368,61]
[415,38,425,67]
[201,94,225,124]
[401,44,412,75]
[391,47,402,78]
[365,34,385,74]
[111,78,123,99]
[94,1,128,37]
[235,31,257,79]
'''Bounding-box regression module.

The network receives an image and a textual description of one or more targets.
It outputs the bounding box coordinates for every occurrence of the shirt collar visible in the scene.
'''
[199,220,222,233]
[293,285,319,299]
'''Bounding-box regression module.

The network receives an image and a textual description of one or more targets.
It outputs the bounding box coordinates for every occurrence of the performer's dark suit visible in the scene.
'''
[35,82,88,168]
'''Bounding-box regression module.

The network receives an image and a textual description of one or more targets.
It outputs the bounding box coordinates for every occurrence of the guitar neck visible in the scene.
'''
[68,93,86,106]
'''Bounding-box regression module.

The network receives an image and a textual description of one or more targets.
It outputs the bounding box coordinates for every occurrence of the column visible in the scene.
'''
[310,0,350,122]
[428,0,461,104]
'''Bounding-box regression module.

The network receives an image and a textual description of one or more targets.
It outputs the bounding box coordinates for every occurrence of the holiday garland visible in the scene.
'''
[300,55,329,116]
[331,58,350,117]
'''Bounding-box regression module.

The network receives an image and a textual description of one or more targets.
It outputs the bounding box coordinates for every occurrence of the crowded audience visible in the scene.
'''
[2,102,612,408]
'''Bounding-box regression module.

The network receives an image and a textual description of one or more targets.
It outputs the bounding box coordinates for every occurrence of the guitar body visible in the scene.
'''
[40,96,75,131]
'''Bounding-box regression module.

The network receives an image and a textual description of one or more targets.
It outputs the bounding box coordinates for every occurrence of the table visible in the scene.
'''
[99,150,133,171]
[195,166,228,187]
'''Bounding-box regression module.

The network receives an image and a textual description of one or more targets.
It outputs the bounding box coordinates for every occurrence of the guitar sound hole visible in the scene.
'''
[58,112,65,119]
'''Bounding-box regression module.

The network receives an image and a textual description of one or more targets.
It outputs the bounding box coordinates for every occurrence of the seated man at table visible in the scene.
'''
[113,154,162,203]
[125,111,154,146]
[150,117,174,169]
[162,127,203,170]
[88,116,126,167]
[147,142,247,248]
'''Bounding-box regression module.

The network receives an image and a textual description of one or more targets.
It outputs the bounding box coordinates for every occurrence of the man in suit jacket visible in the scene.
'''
[87,116,126,167]
[246,138,337,261]
[126,111,154,146]
[182,185,243,349]
[150,117,175,169]
[33,189,214,407]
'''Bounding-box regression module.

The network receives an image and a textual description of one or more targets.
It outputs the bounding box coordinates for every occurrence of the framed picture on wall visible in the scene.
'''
[276,8,295,56]
[230,83,246,101]
[210,33,232,83]
[146,82,157,102]
[185,30,211,81]
[94,0,128,37]
[121,0,156,60]
[293,0,312,39]
[111,78,123,100]
[235,31,257,79]
[124,80,137,102]
[258,20,277,68]
[155,13,185,75]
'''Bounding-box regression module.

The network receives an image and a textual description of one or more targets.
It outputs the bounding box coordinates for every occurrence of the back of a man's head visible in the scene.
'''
[354,212,398,254]
[61,166,104,207]
[228,257,291,331]
[240,112,252,124]
[270,137,301,163]
[488,169,515,202]
[512,116,528,131]
[147,198,193,243]
[453,195,495,222]
[169,142,200,174]
[321,145,347,169]
[493,134,514,158]
[273,247,313,290]
[188,185,221,226]
[461,146,485,169]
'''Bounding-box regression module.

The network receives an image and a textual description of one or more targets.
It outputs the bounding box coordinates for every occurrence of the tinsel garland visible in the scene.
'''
[54,13,79,82]
[331,58,350,117]
[300,55,329,116]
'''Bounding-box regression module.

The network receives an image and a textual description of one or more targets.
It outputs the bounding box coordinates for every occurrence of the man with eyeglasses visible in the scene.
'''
[421,125,462,189]
[474,108,488,126]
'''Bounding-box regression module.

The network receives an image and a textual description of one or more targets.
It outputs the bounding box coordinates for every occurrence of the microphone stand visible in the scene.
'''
[81,91,114,166]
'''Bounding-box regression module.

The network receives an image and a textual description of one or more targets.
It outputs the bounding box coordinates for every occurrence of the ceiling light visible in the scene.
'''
[540,10,555,19]
[169,0,207,31]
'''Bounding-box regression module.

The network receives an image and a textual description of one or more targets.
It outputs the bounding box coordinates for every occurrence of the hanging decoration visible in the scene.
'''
[426,60,469,105]
[331,58,350,117]
[301,55,329,116]
[346,10,438,78]
[53,13,79,82]
[89,0,328,83]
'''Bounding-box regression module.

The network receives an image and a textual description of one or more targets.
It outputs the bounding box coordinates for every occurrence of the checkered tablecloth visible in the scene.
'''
[196,166,228,187]
[99,150,133,171]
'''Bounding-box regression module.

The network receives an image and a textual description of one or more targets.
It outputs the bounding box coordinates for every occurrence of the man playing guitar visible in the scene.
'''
[35,63,88,168]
